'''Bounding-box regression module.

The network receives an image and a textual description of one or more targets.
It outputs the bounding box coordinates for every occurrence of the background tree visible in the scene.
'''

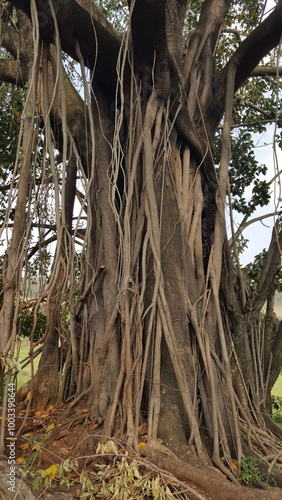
[0,0,282,497]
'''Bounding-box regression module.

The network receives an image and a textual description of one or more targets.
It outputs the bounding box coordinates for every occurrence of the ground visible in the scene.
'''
[0,397,279,500]
[13,399,211,499]
[1,338,281,499]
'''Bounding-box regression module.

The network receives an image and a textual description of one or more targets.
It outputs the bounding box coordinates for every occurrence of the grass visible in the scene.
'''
[15,337,40,389]
[15,339,282,395]
[272,373,282,426]
[13,339,282,427]
[272,373,282,398]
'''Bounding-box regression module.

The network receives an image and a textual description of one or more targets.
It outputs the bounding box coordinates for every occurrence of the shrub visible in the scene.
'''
[239,456,262,485]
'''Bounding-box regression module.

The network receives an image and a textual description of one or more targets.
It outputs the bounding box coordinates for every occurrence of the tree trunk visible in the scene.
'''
[0,0,282,486]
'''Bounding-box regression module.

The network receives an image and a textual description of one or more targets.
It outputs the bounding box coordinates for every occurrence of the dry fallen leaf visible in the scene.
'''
[46,405,56,413]
[32,443,41,451]
[35,411,49,419]
[60,446,74,454]
[138,422,147,435]
[231,459,238,473]
[19,442,29,450]
[89,422,100,430]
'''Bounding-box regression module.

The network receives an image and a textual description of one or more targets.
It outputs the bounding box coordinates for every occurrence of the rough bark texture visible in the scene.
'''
[0,0,282,496]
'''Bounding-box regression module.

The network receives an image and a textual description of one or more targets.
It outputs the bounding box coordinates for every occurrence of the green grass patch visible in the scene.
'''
[272,373,282,398]
[15,338,41,389]
[272,373,282,426]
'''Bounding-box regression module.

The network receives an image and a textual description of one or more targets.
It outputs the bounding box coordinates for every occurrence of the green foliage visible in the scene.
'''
[275,131,282,149]
[272,396,282,426]
[233,78,281,132]
[0,83,24,171]
[0,374,7,406]
[95,0,129,30]
[25,249,52,280]
[239,456,262,485]
[214,127,273,216]
[248,249,267,282]
[215,0,266,69]
[184,0,202,32]
[247,249,282,292]
[210,2,282,219]
[234,235,249,256]
[0,83,25,220]
[17,307,47,341]
[62,53,84,93]
[18,434,47,476]
[229,131,271,215]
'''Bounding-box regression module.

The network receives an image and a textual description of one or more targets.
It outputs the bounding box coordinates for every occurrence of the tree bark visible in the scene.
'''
[1,0,282,489]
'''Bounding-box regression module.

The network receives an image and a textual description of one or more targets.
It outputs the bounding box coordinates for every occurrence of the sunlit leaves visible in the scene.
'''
[214,128,272,215]
[228,130,271,214]
[248,248,282,291]
[95,0,129,30]
[17,306,47,341]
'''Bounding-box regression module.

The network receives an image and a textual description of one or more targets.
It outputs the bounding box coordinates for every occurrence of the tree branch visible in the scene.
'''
[166,0,188,66]
[1,20,20,58]
[220,118,282,129]
[228,212,279,244]
[232,3,282,92]
[183,0,230,81]
[210,1,282,127]
[0,59,27,85]
[252,224,282,315]
[7,0,122,94]
[251,66,282,77]
[128,0,172,97]
[27,235,57,260]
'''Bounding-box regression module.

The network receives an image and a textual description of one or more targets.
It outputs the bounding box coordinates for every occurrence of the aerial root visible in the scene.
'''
[141,440,282,500]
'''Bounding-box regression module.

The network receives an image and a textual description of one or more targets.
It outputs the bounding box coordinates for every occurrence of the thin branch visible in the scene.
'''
[27,235,57,260]
[252,224,282,314]
[248,103,276,120]
[223,28,241,43]
[251,66,282,77]
[219,118,282,130]
[229,212,279,243]
[7,223,56,230]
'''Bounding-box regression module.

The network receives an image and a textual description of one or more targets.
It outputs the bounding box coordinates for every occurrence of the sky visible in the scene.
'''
[234,125,282,266]
[231,0,282,266]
